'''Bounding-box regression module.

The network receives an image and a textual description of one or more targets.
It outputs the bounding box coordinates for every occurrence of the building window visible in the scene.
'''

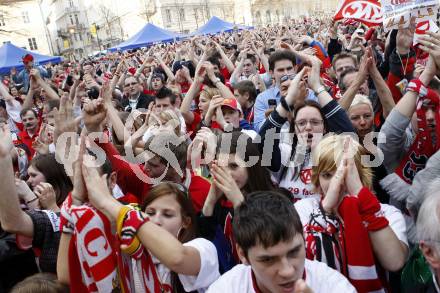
[74,14,79,24]
[68,0,74,7]
[0,13,5,26]
[194,8,198,18]
[266,10,271,24]
[28,37,38,50]
[179,8,185,21]
[22,11,30,23]
[165,9,171,23]
[79,33,82,41]
[69,15,74,25]
[255,11,261,24]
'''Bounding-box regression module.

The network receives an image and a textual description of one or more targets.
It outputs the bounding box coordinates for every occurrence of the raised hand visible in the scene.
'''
[32,139,50,155]
[34,182,58,211]
[71,133,87,206]
[396,25,415,54]
[0,123,14,157]
[187,127,217,169]
[100,81,113,105]
[81,152,113,211]
[321,137,349,214]
[285,67,308,107]
[53,96,81,143]
[211,162,244,208]
[419,31,440,76]
[82,98,107,133]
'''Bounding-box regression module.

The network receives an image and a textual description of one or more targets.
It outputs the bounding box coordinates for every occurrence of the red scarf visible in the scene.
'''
[396,89,440,183]
[304,188,388,292]
[60,199,164,292]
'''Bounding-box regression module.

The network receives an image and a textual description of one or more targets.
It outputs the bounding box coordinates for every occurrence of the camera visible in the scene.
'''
[87,86,100,99]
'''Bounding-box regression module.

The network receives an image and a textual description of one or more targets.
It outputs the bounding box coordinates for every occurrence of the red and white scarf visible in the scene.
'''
[395,88,440,183]
[304,188,388,292]
[60,198,164,292]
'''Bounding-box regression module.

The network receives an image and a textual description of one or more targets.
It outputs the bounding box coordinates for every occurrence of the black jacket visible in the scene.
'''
[122,92,154,111]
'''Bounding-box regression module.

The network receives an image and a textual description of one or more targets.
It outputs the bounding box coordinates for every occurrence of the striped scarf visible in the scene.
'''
[61,200,164,292]
[304,188,388,292]
[395,89,440,184]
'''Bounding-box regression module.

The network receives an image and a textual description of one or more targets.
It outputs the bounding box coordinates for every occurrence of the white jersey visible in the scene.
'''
[274,141,319,201]
[295,198,409,248]
[207,259,356,293]
[147,238,220,292]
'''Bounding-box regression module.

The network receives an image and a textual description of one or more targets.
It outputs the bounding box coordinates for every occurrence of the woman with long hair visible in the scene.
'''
[57,145,220,292]
[199,130,275,273]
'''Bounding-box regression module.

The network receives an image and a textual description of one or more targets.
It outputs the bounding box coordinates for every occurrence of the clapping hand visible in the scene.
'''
[34,182,58,211]
[210,160,244,208]
[321,136,363,214]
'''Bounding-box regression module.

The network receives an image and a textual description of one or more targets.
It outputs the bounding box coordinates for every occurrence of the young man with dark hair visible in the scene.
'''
[154,87,177,113]
[332,53,358,80]
[253,50,318,131]
[207,191,355,293]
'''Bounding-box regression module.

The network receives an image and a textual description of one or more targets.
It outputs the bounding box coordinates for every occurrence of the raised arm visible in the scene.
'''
[31,69,60,101]
[213,41,235,73]
[84,166,202,276]
[338,53,371,110]
[367,48,395,118]
[205,61,235,100]
[0,125,34,237]
[154,53,175,82]
[180,65,205,124]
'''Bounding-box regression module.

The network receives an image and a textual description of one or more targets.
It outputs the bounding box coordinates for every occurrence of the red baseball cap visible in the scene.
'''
[22,54,34,64]
[221,98,242,113]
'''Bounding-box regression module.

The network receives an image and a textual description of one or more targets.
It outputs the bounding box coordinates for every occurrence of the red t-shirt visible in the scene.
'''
[186,111,202,139]
[179,82,191,94]
[17,129,39,159]
[220,66,231,81]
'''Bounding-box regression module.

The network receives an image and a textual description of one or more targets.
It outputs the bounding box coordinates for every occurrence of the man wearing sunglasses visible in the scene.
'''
[253,51,318,132]
[121,76,154,112]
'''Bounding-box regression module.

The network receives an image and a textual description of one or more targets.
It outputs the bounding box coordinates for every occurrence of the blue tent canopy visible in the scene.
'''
[190,16,253,36]
[109,23,185,52]
[0,43,62,75]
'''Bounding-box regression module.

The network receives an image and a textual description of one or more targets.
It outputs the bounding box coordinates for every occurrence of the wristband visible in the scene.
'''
[117,206,149,258]
[357,187,389,231]
[406,79,428,97]
[280,96,293,112]
[26,197,39,204]
[315,86,326,96]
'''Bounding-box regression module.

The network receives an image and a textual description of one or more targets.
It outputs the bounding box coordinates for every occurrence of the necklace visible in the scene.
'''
[397,51,410,76]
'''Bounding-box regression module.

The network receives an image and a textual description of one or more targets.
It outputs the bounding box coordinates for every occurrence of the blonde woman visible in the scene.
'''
[294,134,408,292]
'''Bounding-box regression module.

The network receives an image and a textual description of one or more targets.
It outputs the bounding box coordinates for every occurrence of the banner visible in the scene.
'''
[334,0,383,27]
[382,0,439,32]
[413,19,440,45]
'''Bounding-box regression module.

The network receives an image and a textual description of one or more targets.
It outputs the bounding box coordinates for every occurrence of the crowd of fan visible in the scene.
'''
[1,15,440,293]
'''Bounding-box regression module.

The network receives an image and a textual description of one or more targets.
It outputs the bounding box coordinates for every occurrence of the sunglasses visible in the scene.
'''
[280,74,296,83]
[156,181,190,198]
